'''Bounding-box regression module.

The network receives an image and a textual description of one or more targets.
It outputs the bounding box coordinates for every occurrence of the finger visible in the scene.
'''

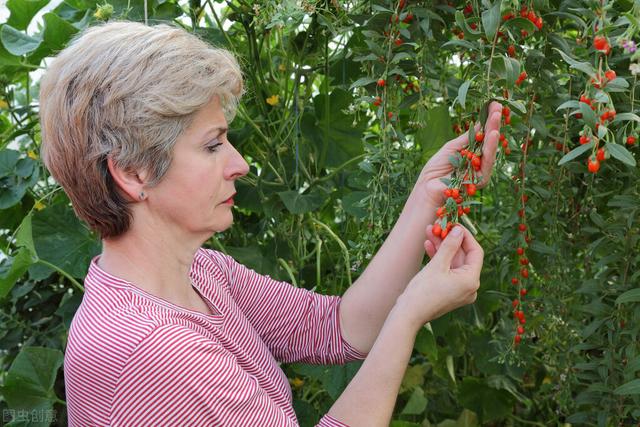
[424,240,436,259]
[479,128,500,187]
[485,101,503,132]
[432,225,465,267]
[459,226,484,275]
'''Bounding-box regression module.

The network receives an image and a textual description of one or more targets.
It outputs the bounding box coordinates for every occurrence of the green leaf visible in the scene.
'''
[481,0,501,41]
[277,190,324,214]
[6,0,50,31]
[553,48,596,78]
[457,79,473,110]
[615,288,640,304]
[349,77,376,90]
[401,387,428,415]
[0,150,39,209]
[607,143,636,167]
[579,102,597,129]
[29,202,101,280]
[0,24,42,56]
[15,213,37,256]
[502,17,537,33]
[558,141,594,165]
[416,105,454,161]
[41,12,79,53]
[415,323,438,362]
[614,379,640,395]
[441,39,478,50]
[2,346,63,413]
[458,377,514,422]
[556,100,580,111]
[612,112,640,124]
[0,247,36,298]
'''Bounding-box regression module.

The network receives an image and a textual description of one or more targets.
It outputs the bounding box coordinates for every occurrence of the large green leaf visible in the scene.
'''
[1,346,63,424]
[458,377,514,422]
[481,0,501,41]
[41,12,79,53]
[6,0,51,31]
[277,190,324,214]
[28,203,101,280]
[0,24,42,56]
[0,247,37,298]
[416,104,455,162]
[300,89,365,169]
[0,150,39,209]
[614,379,640,395]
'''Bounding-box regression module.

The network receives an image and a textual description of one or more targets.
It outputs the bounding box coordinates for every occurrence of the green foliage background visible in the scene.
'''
[1,0,640,425]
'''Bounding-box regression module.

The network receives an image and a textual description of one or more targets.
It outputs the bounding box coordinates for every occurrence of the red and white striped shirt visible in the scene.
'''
[64,247,368,426]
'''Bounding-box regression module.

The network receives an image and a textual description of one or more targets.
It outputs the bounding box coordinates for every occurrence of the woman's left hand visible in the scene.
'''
[414,101,503,207]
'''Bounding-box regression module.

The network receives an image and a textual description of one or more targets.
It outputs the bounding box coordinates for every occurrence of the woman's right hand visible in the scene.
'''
[396,225,484,332]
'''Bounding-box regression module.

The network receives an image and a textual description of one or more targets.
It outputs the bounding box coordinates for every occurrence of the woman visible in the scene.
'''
[39,20,501,426]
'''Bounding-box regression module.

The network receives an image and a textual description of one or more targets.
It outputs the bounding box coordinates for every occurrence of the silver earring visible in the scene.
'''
[139,191,145,200]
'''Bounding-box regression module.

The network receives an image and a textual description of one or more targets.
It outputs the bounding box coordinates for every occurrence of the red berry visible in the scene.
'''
[605,70,616,81]
[514,335,522,344]
[475,131,484,142]
[441,228,449,239]
[502,106,510,117]
[627,136,636,145]
[377,78,386,87]
[444,188,452,198]
[512,299,519,308]
[373,96,382,106]
[520,258,529,265]
[516,247,524,255]
[387,111,394,119]
[471,156,482,170]
[507,45,516,57]
[517,325,525,335]
[518,223,527,232]
[394,38,403,46]
[511,277,519,285]
[579,135,590,145]
[436,206,445,217]
[521,268,529,278]
[587,157,600,173]
[433,223,442,237]
[593,35,609,51]
[466,183,477,196]
[520,288,527,297]
[596,147,605,161]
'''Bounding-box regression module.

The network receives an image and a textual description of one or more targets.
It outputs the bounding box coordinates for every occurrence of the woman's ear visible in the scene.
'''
[106,156,149,202]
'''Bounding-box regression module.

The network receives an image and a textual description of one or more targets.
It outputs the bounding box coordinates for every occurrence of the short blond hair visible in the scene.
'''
[39,20,244,238]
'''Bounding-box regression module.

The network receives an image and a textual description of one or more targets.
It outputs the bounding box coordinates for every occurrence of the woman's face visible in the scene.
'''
[147,94,249,237]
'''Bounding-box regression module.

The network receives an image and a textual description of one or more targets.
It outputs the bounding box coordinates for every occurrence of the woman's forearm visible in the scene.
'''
[327,300,421,426]
[339,188,436,354]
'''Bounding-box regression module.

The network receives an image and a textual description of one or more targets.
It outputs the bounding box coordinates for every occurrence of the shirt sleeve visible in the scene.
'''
[204,249,368,365]
[110,324,299,427]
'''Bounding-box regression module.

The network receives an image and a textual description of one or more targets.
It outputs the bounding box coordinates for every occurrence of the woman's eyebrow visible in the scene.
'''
[203,126,228,140]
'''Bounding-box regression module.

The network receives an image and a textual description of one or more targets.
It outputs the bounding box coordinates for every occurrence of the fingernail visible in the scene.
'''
[451,226,462,236]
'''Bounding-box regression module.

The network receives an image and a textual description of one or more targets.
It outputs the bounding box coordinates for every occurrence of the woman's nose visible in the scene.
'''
[226,145,250,180]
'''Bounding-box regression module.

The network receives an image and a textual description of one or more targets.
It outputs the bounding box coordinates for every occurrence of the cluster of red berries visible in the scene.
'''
[518,6,544,31]
[512,167,533,346]
[576,94,619,173]
[431,127,485,238]
[515,71,528,86]
[499,106,513,155]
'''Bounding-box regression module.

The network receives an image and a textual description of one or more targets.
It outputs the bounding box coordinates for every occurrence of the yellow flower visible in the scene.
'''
[27,150,38,160]
[0,99,8,109]
[266,94,280,106]
[34,201,46,211]
[289,377,304,389]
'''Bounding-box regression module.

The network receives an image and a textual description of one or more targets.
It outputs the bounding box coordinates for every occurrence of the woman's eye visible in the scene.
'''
[207,142,223,152]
